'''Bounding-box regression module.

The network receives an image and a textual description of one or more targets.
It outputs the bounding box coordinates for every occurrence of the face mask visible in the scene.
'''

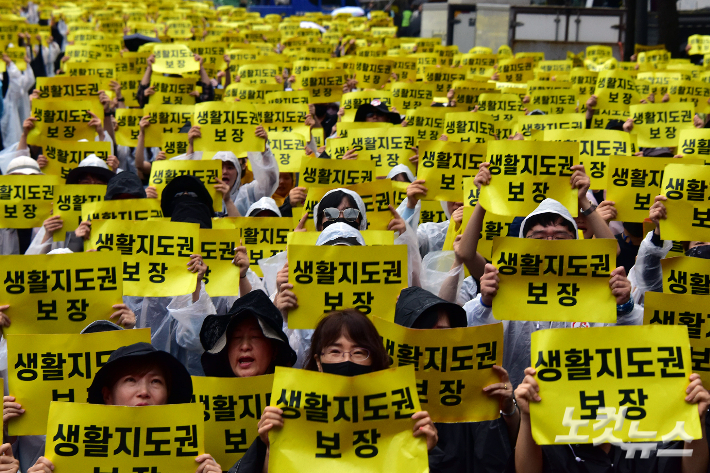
[320,361,372,377]
[322,218,359,230]
[686,245,710,259]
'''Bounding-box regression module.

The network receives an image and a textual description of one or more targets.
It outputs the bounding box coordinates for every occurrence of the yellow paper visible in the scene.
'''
[82,199,164,222]
[478,140,578,216]
[354,57,394,89]
[234,217,293,276]
[417,140,486,202]
[606,157,703,223]
[544,129,631,158]
[644,292,710,388]
[328,127,419,177]
[85,220,199,297]
[297,69,346,102]
[530,325,701,445]
[265,90,310,105]
[35,76,105,101]
[194,102,265,153]
[529,88,578,114]
[52,184,106,242]
[594,69,640,110]
[477,93,526,122]
[7,329,151,435]
[287,245,407,329]
[662,256,710,295]
[148,160,222,212]
[340,91,392,122]
[27,99,102,145]
[517,113,585,138]
[630,102,694,148]
[150,75,196,105]
[42,139,112,180]
[299,156,375,188]
[496,57,534,83]
[390,82,437,112]
[269,365,428,473]
[661,164,710,242]
[46,402,205,472]
[152,43,200,74]
[678,128,710,164]
[115,108,145,147]
[161,133,190,159]
[373,318,502,423]
[443,111,496,142]
[269,132,307,173]
[191,374,273,468]
[198,228,241,296]
[0,175,61,228]
[491,237,617,322]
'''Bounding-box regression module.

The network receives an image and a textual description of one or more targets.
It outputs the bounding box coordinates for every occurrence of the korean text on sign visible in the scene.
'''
[661,163,710,242]
[530,325,701,445]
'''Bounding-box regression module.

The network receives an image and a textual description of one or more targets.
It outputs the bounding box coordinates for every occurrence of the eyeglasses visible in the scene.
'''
[321,346,370,363]
[322,207,360,222]
[526,232,574,240]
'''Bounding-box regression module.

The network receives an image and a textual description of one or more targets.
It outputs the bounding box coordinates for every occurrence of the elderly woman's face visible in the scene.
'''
[227,316,276,377]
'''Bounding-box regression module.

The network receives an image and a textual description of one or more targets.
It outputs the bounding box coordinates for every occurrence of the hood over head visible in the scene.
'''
[246,196,281,217]
[161,175,214,228]
[105,171,147,200]
[313,188,368,231]
[212,151,242,201]
[386,164,415,183]
[65,154,115,184]
[316,222,366,246]
[519,198,578,238]
[394,286,467,329]
[354,100,402,125]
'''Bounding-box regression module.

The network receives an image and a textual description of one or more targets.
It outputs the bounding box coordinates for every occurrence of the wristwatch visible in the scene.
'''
[580,203,597,217]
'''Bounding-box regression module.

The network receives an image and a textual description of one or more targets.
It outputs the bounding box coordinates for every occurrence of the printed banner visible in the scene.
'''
[0,251,123,334]
[46,402,205,473]
[0,175,61,228]
[42,139,112,179]
[530,325,701,445]
[543,129,631,159]
[269,366,428,473]
[152,43,200,74]
[36,76,106,101]
[478,140,578,216]
[630,102,694,148]
[328,127,418,177]
[661,163,710,242]
[287,244,408,329]
[678,128,710,164]
[491,237,617,323]
[143,104,194,148]
[299,156,375,188]
[198,228,240,297]
[417,140,486,202]
[27,99,103,145]
[193,102,265,153]
[269,132,307,173]
[85,220,199,297]
[7,329,151,435]
[517,113,584,138]
[82,199,164,222]
[373,318,502,423]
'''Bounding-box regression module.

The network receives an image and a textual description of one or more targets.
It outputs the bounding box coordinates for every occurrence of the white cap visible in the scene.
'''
[48,248,73,255]
[79,154,110,170]
[7,156,42,175]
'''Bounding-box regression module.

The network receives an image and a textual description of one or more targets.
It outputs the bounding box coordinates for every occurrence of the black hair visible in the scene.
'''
[522,212,575,238]
[622,222,644,238]
[316,190,361,231]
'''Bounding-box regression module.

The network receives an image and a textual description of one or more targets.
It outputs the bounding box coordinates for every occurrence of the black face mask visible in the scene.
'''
[686,245,710,259]
[320,361,372,377]
[322,218,359,230]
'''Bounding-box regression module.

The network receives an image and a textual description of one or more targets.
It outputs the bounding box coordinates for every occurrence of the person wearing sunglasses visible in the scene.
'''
[313,188,368,231]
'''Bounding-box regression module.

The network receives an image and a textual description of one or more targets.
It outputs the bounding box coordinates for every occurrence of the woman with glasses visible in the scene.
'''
[230,309,439,473]
[313,188,369,231]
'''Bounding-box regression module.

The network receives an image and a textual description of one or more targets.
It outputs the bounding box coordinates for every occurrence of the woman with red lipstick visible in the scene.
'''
[26,343,222,473]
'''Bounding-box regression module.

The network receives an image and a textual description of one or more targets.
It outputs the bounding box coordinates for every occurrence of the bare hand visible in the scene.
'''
[609,266,631,305]
[187,254,208,283]
[595,200,617,222]
[233,242,249,278]
[474,162,492,190]
[514,367,540,416]
[387,205,406,234]
[110,304,136,329]
[480,263,499,307]
[289,187,307,207]
[145,186,158,199]
[257,406,284,446]
[74,220,92,240]
[411,411,438,451]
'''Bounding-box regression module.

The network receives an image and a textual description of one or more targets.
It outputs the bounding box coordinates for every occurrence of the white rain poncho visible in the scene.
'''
[463,198,641,388]
[628,230,672,306]
[0,156,43,255]
[1,61,35,146]
[245,196,281,217]
[386,164,415,183]
[315,221,366,246]
[37,41,61,78]
[420,250,463,300]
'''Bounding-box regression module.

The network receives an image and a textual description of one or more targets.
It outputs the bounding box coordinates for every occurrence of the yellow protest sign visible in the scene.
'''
[257,104,308,132]
[269,132,306,173]
[476,211,519,259]
[688,34,710,55]
[66,61,116,79]
[544,128,631,158]
[265,90,310,105]
[354,57,394,89]
[142,104,194,147]
[443,111,496,142]
[662,256,710,295]
[287,244,407,329]
[644,292,710,388]
[594,69,640,110]
[7,329,151,436]
[42,139,112,180]
[52,184,106,242]
[150,75,196,105]
[85,220,199,297]
[340,91,392,122]
[678,128,710,163]
[161,133,190,159]
[390,56,418,81]
[529,88,578,114]
[516,113,584,138]
[530,325,701,445]
[417,140,486,202]
[191,374,273,468]
[234,217,293,275]
[269,365,427,472]
[328,127,419,177]
[46,402,205,472]
[193,102,265,153]
[148,160,221,212]
[496,57,534,83]
[197,228,241,296]
[36,76,105,101]
[477,93,526,122]
[423,66,467,97]
[478,140,578,216]
[457,53,496,77]
[299,156,375,188]
[0,251,123,334]
[390,82,436,112]
[115,108,144,147]
[605,157,703,223]
[491,237,617,322]
[661,163,710,241]
[27,99,102,145]
[82,199,164,222]
[152,43,200,74]
[666,80,710,114]
[0,175,61,229]
[339,180,396,231]
[373,318,502,422]
[630,102,694,148]
[297,69,345,102]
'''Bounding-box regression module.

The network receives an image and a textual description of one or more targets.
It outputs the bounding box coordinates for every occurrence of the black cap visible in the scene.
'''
[87,342,192,405]
[105,172,147,200]
[354,100,402,125]
[395,286,467,329]
[200,290,297,377]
